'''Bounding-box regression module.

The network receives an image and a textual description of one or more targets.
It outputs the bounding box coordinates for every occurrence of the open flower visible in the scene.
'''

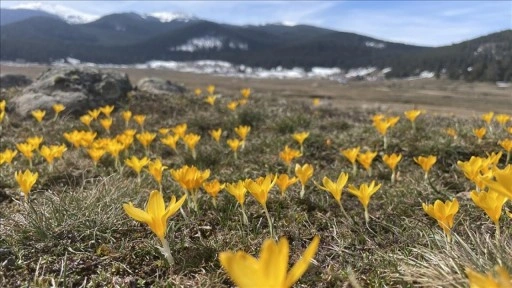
[495,114,510,127]
[234,125,251,147]
[88,109,101,120]
[414,155,437,180]
[133,114,146,130]
[15,169,38,201]
[0,149,17,166]
[225,180,249,224]
[295,163,314,199]
[292,131,309,153]
[172,123,187,138]
[404,109,422,123]
[39,144,67,170]
[87,148,105,166]
[445,128,457,139]
[315,172,350,218]
[422,198,459,241]
[31,109,46,123]
[147,159,167,191]
[481,112,494,125]
[123,190,186,264]
[125,156,150,182]
[219,235,320,288]
[227,138,241,160]
[203,179,225,207]
[183,133,201,159]
[276,174,298,198]
[473,127,486,142]
[207,84,215,95]
[99,105,114,117]
[382,153,402,183]
[136,131,157,154]
[205,95,217,105]
[240,88,251,98]
[341,147,360,176]
[465,265,511,288]
[52,103,65,120]
[209,128,222,143]
[245,174,278,237]
[347,181,382,224]
[279,145,302,169]
[170,165,210,211]
[470,190,507,238]
[194,88,202,97]
[498,138,512,164]
[121,110,132,127]
[16,142,37,168]
[99,117,113,134]
[161,134,180,153]
[357,150,377,176]
[80,115,93,130]
[481,165,512,199]
[227,101,238,111]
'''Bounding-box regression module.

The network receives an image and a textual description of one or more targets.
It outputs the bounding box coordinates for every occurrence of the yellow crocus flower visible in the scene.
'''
[158,127,171,135]
[99,105,114,117]
[31,109,46,123]
[80,114,93,130]
[240,88,251,99]
[357,150,377,176]
[245,174,278,237]
[99,117,113,134]
[422,198,459,241]
[234,125,251,141]
[88,109,101,120]
[292,131,309,153]
[219,236,320,288]
[121,110,132,127]
[147,159,167,191]
[445,128,458,139]
[347,181,382,224]
[227,138,241,159]
[341,146,360,176]
[382,153,402,183]
[136,131,157,153]
[26,136,43,150]
[133,114,146,130]
[279,145,302,168]
[87,148,105,166]
[207,84,215,95]
[414,155,437,180]
[203,179,225,207]
[495,114,510,127]
[470,190,507,238]
[481,165,512,199]
[205,95,216,105]
[209,128,222,143]
[473,127,487,142]
[0,149,17,165]
[227,101,238,111]
[183,133,201,159]
[16,142,36,167]
[481,111,494,125]
[295,163,314,199]
[275,174,298,197]
[171,123,187,138]
[124,156,150,179]
[315,172,349,218]
[161,134,180,153]
[498,138,512,164]
[14,169,38,201]
[52,103,65,120]
[225,180,249,224]
[404,109,422,122]
[194,88,202,97]
[465,265,511,288]
[123,190,186,265]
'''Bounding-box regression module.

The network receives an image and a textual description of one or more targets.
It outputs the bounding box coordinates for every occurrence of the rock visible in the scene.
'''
[136,77,186,95]
[0,74,32,89]
[11,67,132,116]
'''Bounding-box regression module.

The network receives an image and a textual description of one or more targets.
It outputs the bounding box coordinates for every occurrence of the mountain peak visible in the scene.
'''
[11,1,99,24]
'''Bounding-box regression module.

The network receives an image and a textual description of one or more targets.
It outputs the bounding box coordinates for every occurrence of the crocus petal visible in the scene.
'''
[260,238,288,286]
[163,195,187,221]
[285,235,320,287]
[219,251,264,288]
[123,203,152,224]
[147,190,166,219]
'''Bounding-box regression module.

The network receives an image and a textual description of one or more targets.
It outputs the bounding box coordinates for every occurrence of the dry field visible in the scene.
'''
[0,64,511,287]
[1,64,511,115]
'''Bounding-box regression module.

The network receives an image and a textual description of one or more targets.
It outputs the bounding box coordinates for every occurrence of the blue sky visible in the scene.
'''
[1,1,511,46]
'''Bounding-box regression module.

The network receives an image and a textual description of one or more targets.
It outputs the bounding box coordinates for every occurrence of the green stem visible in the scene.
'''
[263,205,274,239]
[364,207,369,225]
[159,238,174,266]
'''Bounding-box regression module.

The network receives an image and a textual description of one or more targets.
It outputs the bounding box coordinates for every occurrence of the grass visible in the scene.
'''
[0,81,511,287]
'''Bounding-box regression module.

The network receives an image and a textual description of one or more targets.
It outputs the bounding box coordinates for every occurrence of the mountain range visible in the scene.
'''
[1,7,511,82]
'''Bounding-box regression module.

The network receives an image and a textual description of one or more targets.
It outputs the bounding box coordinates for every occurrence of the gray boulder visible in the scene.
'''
[136,77,186,95]
[0,74,32,89]
[11,67,132,116]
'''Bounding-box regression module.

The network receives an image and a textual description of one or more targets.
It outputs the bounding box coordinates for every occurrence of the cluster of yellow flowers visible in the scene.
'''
[1,91,512,287]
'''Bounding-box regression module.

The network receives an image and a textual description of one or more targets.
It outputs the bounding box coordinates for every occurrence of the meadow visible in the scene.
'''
[0,73,511,287]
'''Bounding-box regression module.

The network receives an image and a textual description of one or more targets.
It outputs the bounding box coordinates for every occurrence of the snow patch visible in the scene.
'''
[11,2,99,24]
[346,67,377,78]
[146,12,194,22]
[170,37,248,52]
[365,41,386,49]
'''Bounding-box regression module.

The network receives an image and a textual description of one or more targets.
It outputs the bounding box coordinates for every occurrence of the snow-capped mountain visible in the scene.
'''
[145,12,196,23]
[10,2,99,24]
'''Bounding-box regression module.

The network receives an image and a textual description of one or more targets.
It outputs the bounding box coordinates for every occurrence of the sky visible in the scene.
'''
[1,1,511,47]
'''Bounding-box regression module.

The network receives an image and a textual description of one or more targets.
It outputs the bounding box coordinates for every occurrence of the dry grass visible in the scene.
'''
[0,71,511,287]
